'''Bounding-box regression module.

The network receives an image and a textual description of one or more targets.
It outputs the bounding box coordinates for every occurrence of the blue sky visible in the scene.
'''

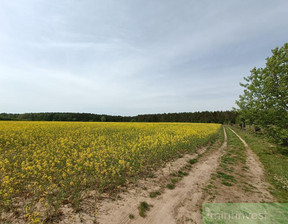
[0,0,287,116]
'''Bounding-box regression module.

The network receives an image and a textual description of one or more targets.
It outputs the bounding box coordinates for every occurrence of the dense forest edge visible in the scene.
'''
[0,111,237,124]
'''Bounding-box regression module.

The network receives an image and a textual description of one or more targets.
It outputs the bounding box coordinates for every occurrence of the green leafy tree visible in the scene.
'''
[236,43,288,145]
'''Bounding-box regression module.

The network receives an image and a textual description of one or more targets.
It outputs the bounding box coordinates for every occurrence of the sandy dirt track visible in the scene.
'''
[96,127,276,224]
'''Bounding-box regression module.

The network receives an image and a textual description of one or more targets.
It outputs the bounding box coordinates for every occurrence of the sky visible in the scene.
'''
[0,0,288,116]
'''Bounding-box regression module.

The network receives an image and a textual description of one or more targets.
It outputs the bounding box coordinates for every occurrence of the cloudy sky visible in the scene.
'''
[0,0,287,116]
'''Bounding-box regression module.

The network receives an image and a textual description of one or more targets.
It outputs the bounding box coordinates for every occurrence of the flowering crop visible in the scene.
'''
[0,121,220,221]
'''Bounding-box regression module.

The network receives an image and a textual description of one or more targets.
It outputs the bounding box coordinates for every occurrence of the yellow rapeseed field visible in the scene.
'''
[0,121,220,222]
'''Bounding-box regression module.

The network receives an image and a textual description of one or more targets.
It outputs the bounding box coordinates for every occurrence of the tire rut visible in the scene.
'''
[228,128,275,202]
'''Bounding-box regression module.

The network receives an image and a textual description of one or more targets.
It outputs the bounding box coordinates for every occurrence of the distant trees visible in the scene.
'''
[236,43,288,145]
[0,113,19,120]
[0,111,237,124]
[135,111,237,124]
[0,113,133,122]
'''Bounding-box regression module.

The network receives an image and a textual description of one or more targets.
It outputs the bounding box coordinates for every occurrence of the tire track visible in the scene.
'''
[228,128,275,202]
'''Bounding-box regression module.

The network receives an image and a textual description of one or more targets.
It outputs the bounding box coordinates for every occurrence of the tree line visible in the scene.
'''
[136,111,237,123]
[0,112,132,122]
[236,42,288,146]
[0,111,237,124]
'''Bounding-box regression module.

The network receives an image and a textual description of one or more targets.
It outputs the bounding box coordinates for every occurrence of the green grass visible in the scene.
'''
[166,183,175,190]
[177,170,188,177]
[221,154,236,165]
[148,173,156,178]
[217,171,237,183]
[138,201,151,217]
[171,178,180,184]
[225,128,246,162]
[213,127,246,187]
[230,126,288,202]
[188,158,198,164]
[170,170,188,178]
[149,191,161,198]
[129,214,135,219]
[222,181,233,186]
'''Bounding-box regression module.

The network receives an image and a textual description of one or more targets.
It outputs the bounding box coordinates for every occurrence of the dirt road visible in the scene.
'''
[96,127,276,224]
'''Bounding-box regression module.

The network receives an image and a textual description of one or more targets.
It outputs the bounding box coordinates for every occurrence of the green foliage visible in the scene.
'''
[171,178,180,184]
[129,214,135,219]
[136,111,237,123]
[138,201,151,217]
[236,43,288,146]
[0,112,134,122]
[216,171,236,183]
[166,183,175,189]
[149,191,161,198]
[188,158,198,164]
[0,111,237,123]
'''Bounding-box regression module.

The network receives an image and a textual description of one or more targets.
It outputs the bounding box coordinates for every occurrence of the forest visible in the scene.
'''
[0,110,237,124]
